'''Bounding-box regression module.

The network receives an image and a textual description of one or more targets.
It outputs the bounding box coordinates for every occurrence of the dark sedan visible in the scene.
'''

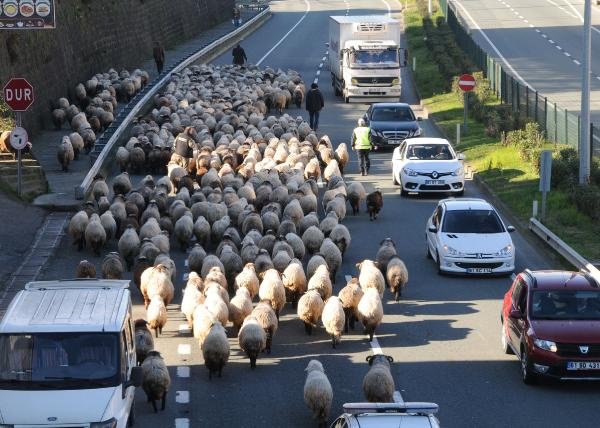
[362,103,422,150]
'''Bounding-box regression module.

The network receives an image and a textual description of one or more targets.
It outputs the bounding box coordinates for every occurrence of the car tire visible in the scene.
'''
[392,174,399,186]
[520,349,537,385]
[426,240,432,259]
[436,251,444,275]
[400,180,408,196]
[501,320,513,355]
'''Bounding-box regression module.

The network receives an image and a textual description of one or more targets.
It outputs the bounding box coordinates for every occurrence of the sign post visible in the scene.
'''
[458,74,476,135]
[539,150,553,222]
[3,78,34,198]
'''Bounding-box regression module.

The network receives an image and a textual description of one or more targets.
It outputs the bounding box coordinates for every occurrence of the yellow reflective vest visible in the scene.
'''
[353,126,372,150]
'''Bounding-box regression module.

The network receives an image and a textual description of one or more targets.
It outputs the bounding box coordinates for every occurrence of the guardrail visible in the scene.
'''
[529,217,600,279]
[75,6,271,199]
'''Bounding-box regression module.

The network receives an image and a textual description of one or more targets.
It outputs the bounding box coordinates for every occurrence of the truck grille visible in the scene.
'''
[357,23,385,32]
[355,77,395,86]
[557,343,600,358]
[382,131,409,140]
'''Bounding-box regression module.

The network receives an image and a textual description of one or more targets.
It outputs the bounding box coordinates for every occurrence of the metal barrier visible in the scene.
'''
[75,6,271,199]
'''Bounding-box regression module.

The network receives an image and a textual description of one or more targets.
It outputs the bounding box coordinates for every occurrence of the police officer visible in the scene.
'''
[173,126,196,168]
[352,118,372,176]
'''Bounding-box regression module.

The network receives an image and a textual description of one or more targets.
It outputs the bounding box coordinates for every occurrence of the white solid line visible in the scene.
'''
[574,59,581,65]
[177,366,190,378]
[316,70,321,76]
[453,0,532,89]
[179,324,191,332]
[178,344,191,355]
[393,391,405,404]
[370,336,383,354]
[256,0,311,66]
[176,391,190,404]
[380,0,392,16]
[175,419,190,428]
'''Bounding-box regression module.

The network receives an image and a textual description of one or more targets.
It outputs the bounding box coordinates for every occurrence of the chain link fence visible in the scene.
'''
[443,1,589,153]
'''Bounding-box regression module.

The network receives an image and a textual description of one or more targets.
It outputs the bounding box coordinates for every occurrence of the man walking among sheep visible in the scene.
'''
[153,41,165,74]
[352,118,372,176]
[232,43,248,66]
[305,83,324,132]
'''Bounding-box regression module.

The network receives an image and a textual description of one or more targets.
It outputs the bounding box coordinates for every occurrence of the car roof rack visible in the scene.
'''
[343,402,439,416]
[523,269,537,288]
[25,279,130,291]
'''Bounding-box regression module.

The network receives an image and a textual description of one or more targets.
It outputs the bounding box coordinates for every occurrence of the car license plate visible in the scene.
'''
[387,140,400,145]
[425,180,445,185]
[466,268,493,274]
[567,361,600,370]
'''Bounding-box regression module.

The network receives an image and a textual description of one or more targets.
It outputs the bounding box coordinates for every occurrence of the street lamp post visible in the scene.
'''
[580,0,592,184]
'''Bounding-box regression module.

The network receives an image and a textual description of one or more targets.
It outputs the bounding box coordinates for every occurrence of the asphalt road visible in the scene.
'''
[37,0,600,427]
[451,0,600,121]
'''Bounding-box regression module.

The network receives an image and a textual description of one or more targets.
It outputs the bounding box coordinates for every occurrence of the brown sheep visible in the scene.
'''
[366,190,383,221]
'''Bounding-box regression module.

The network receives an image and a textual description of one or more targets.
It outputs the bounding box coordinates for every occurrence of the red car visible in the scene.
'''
[501,269,600,383]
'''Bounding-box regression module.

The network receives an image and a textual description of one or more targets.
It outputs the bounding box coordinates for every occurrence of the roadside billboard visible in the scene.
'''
[0,0,55,30]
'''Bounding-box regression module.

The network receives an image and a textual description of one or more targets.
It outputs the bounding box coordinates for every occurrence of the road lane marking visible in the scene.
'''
[179,324,191,333]
[319,62,323,68]
[316,70,321,76]
[183,273,189,281]
[184,259,188,267]
[393,391,405,404]
[175,419,190,428]
[574,59,581,65]
[548,39,554,44]
[176,391,190,404]
[322,56,327,61]
[178,344,191,355]
[556,45,562,50]
[380,0,392,16]
[177,366,190,378]
[564,52,571,57]
[256,0,311,66]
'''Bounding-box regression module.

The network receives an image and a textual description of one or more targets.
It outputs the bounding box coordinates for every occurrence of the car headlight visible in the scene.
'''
[371,130,383,137]
[451,166,463,176]
[402,167,418,177]
[443,245,465,257]
[392,78,399,85]
[351,78,358,85]
[91,419,118,428]
[494,244,513,257]
[534,338,557,353]
[412,128,422,137]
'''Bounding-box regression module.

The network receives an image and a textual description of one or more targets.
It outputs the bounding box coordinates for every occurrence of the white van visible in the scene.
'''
[0,279,141,428]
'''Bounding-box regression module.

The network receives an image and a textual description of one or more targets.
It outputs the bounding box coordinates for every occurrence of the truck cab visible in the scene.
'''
[0,279,141,428]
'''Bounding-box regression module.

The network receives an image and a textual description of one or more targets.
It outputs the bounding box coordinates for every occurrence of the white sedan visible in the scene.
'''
[330,402,440,428]
[391,138,465,196]
[426,198,516,275]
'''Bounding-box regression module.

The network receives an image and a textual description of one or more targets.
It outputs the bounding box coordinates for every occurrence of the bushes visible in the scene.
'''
[571,185,600,221]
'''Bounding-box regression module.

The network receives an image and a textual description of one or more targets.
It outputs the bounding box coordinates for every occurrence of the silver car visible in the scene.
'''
[330,402,440,428]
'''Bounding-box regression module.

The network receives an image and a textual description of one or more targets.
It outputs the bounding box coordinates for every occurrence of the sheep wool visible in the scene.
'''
[147,295,167,338]
[75,260,96,278]
[307,264,332,302]
[282,259,307,307]
[338,277,363,333]
[181,273,205,328]
[303,359,333,428]
[141,351,171,412]
[321,296,345,348]
[238,316,267,369]
[357,288,384,342]
[363,354,395,403]
[193,304,215,347]
[202,321,230,380]
[204,289,229,328]
[228,287,253,331]
[376,238,397,273]
[386,255,409,302]
[251,300,278,354]
[234,263,260,299]
[258,268,286,319]
[297,289,324,336]
[134,319,154,365]
[140,264,174,309]
[357,259,385,298]
[84,213,106,256]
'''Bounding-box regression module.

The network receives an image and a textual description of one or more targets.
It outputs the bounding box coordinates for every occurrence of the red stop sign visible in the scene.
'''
[458,74,476,92]
[3,78,34,112]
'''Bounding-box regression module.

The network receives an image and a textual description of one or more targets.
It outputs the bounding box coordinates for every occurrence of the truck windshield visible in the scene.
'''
[350,49,398,67]
[0,333,120,390]
[531,290,600,320]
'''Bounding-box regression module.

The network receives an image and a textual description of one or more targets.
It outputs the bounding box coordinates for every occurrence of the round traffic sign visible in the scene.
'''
[3,78,35,112]
[458,74,476,92]
[9,127,28,150]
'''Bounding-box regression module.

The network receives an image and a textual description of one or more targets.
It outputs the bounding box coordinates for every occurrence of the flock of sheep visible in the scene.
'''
[65,63,407,426]
[54,68,150,171]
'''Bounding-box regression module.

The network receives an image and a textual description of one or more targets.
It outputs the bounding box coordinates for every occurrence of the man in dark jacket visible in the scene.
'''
[153,41,165,74]
[232,44,247,66]
[172,127,196,168]
[305,83,324,131]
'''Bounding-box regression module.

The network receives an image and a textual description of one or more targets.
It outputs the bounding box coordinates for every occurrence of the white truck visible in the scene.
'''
[329,15,406,103]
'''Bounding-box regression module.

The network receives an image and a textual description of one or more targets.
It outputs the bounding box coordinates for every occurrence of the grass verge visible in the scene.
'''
[403,0,600,262]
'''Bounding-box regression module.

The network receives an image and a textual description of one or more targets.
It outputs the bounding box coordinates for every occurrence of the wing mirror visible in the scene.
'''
[507,226,515,233]
[457,153,466,160]
[508,309,523,320]
[428,226,437,233]
[325,42,330,48]
[122,366,142,398]
[417,117,423,121]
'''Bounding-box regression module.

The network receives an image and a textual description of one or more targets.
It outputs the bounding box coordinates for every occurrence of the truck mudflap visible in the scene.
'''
[345,96,402,104]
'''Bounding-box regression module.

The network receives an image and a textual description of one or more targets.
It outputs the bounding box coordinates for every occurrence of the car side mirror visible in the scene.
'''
[428,226,437,233]
[417,117,423,121]
[122,366,142,398]
[457,153,466,160]
[325,42,330,48]
[507,226,515,233]
[509,309,523,320]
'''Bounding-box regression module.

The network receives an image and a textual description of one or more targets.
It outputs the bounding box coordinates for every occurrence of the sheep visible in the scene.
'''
[285,232,306,260]
[139,217,161,241]
[118,225,140,271]
[141,350,171,412]
[204,287,229,327]
[297,289,324,335]
[219,244,243,289]
[113,172,132,196]
[338,277,363,333]
[205,266,228,290]
[325,194,347,222]
[52,108,66,130]
[254,249,274,277]
[133,256,151,290]
[363,354,395,403]
[69,210,89,251]
[151,232,170,255]
[386,255,409,302]
[323,159,341,182]
[116,146,130,172]
[140,264,174,309]
[357,259,385,298]
[282,259,307,308]
[376,238,397,274]
[147,295,167,338]
[234,263,260,299]
[101,252,123,279]
[366,190,383,221]
[307,264,332,301]
[283,198,303,226]
[57,136,74,172]
[319,211,338,238]
[258,268,286,320]
[75,260,96,278]
[302,225,324,254]
[84,213,106,256]
[188,244,207,274]
[357,288,384,341]
[155,254,177,284]
[319,238,342,281]
[99,210,117,241]
[69,132,84,159]
[335,143,349,174]
[193,304,215,347]
[181,272,205,328]
[307,254,327,280]
[303,359,333,428]
[238,316,267,369]
[329,224,351,256]
[347,181,366,215]
[202,321,230,380]
[200,255,225,280]
[228,286,253,331]
[322,296,345,348]
[174,214,194,250]
[134,319,154,365]
[250,300,278,354]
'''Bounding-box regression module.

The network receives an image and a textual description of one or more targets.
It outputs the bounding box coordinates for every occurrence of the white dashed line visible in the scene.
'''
[523,19,529,23]
[542,34,548,38]
[179,324,191,332]
[176,391,190,404]
[178,344,191,355]
[313,77,319,85]
[183,273,189,281]
[184,259,188,267]
[393,391,405,404]
[177,366,191,378]
[175,419,190,428]
[556,45,562,50]
[573,59,581,65]
[322,56,326,61]
[596,76,600,81]
[564,52,571,57]
[548,39,554,44]
[319,62,323,68]
[535,29,541,32]
[316,70,321,76]
[529,24,534,28]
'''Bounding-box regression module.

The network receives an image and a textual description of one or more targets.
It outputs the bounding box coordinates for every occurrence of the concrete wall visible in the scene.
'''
[0,0,234,135]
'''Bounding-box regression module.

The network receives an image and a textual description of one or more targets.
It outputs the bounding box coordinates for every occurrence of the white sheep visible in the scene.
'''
[251,300,278,354]
[193,304,215,347]
[140,264,174,309]
[234,262,260,299]
[147,295,167,338]
[322,296,345,348]
[57,136,74,172]
[238,316,267,369]
[297,289,324,335]
[303,359,333,428]
[282,259,307,307]
[204,287,229,327]
[228,287,253,331]
[357,259,385,298]
[363,354,395,403]
[307,264,332,301]
[357,288,384,342]
[202,321,230,380]
[338,277,364,333]
[181,272,205,328]
[386,255,409,302]
[347,181,366,215]
[258,268,286,320]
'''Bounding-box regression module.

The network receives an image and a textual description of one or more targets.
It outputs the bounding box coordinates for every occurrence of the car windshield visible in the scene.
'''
[371,107,415,122]
[442,209,505,233]
[350,48,398,66]
[0,333,120,389]
[405,144,453,160]
[531,290,600,320]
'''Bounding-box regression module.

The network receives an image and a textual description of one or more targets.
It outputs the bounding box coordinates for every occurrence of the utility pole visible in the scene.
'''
[428,0,432,15]
[580,0,592,184]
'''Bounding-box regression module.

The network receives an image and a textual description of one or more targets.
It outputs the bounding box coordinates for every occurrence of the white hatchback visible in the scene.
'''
[392,137,465,196]
[426,198,516,275]
[330,402,440,428]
